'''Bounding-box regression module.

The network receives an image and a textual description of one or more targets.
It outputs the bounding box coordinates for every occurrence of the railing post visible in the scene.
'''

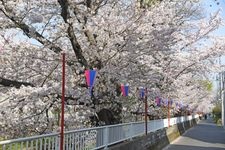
[130,123,134,140]
[103,127,109,149]
[56,135,60,150]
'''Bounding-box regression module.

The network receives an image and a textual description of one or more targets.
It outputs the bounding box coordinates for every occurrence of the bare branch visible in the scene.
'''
[0,77,34,88]
[0,7,62,54]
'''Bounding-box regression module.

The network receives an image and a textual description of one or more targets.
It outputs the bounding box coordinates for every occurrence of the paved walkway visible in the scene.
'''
[163,117,225,150]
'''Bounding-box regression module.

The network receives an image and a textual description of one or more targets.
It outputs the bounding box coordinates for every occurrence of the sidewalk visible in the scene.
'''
[163,117,225,150]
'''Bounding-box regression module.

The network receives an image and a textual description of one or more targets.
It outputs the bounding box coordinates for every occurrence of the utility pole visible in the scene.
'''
[218,57,225,129]
[145,88,148,135]
[222,72,225,129]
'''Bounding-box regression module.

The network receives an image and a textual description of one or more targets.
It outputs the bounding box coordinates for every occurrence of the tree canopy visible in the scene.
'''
[0,0,224,138]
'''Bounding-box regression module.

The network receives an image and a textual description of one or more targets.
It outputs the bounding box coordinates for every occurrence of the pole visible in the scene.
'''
[222,72,225,128]
[222,90,225,128]
[145,88,148,135]
[168,99,170,127]
[60,53,65,150]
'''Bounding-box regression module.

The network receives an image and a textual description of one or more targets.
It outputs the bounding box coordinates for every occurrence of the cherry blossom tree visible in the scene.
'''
[0,0,224,139]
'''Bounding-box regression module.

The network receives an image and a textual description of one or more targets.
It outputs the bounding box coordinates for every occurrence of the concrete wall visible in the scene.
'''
[108,118,199,150]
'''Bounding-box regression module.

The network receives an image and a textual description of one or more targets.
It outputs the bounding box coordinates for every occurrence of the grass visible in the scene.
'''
[213,116,222,126]
[216,118,222,126]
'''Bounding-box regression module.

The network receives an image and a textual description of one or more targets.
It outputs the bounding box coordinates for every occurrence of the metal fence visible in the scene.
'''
[0,115,198,150]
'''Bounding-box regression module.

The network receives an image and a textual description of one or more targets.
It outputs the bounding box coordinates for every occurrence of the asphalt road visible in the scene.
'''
[163,117,225,150]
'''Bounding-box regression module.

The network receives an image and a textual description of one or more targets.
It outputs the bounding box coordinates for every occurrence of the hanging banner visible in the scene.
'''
[170,99,173,106]
[139,87,145,99]
[121,84,129,96]
[164,99,168,106]
[186,104,190,110]
[179,102,183,109]
[161,99,164,106]
[175,102,179,108]
[85,69,97,95]
[155,97,161,106]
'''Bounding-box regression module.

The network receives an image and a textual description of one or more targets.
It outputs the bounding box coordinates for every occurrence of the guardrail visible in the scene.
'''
[0,115,198,150]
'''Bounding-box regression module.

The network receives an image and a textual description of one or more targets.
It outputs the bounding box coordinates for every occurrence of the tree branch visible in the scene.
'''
[58,0,89,67]
[0,7,62,54]
[0,77,34,88]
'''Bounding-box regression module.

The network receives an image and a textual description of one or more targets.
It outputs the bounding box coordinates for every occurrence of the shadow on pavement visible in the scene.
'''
[167,145,225,150]
[183,120,225,144]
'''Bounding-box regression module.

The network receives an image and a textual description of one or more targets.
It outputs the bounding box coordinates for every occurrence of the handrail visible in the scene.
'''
[0,115,199,150]
[0,133,59,145]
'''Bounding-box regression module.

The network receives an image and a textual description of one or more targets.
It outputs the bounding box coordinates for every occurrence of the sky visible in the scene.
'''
[201,0,225,36]
[200,0,225,92]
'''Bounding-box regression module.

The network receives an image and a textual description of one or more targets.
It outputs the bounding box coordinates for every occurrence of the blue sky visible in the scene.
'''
[201,0,225,64]
[201,0,225,36]
[199,0,225,91]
